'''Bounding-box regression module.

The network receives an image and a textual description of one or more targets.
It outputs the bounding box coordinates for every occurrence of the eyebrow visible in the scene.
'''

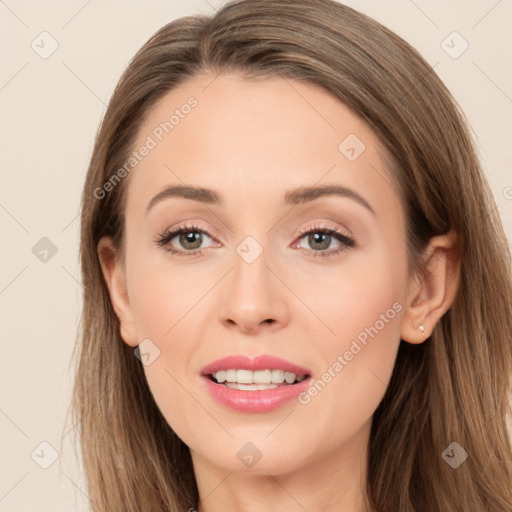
[145,184,375,215]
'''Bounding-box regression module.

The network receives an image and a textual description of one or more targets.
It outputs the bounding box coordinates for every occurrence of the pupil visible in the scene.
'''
[181,231,201,249]
[310,233,330,250]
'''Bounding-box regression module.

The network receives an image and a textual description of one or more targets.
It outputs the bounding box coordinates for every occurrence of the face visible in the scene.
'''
[108,73,412,477]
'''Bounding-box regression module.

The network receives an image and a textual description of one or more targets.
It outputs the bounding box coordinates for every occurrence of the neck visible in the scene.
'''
[191,421,372,512]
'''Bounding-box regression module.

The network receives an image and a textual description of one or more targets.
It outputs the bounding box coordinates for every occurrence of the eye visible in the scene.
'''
[154,223,217,256]
[154,222,355,259]
[293,224,355,258]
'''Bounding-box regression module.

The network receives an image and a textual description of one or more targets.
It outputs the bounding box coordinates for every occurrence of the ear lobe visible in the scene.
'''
[97,236,139,347]
[400,229,461,344]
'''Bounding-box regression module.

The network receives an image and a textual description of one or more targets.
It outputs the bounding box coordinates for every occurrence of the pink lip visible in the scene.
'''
[201,355,312,413]
[201,354,311,376]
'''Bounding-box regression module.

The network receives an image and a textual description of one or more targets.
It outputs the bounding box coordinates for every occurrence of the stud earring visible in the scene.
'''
[419,324,425,335]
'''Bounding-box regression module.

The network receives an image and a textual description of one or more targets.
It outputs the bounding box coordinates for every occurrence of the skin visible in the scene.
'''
[98,73,460,512]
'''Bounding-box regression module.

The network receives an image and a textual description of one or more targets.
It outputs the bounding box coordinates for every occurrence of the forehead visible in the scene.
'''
[126,72,399,215]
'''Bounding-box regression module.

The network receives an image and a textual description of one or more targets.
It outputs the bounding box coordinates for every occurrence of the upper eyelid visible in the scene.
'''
[161,222,353,248]
[164,222,348,237]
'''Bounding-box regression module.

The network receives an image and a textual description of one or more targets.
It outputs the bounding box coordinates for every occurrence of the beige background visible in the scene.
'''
[1,1,511,510]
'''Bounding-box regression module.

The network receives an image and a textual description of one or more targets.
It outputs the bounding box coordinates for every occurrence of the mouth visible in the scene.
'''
[206,369,310,390]
[200,354,312,411]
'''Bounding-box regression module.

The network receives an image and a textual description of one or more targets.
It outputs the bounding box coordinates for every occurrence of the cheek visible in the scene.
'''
[295,242,406,426]
[126,251,215,441]
[128,244,212,339]
[295,237,405,345]
[124,224,408,466]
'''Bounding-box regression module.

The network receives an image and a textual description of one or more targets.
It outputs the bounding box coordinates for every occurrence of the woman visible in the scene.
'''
[69,0,512,510]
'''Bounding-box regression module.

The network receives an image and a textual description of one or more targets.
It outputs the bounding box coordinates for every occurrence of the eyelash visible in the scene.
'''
[154,223,355,259]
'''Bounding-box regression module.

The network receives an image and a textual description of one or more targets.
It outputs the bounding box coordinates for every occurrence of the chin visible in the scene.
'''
[191,435,313,476]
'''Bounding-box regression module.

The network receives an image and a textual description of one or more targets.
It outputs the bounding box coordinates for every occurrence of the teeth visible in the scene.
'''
[272,369,285,384]
[284,372,296,384]
[215,370,227,383]
[212,369,306,385]
[224,382,280,390]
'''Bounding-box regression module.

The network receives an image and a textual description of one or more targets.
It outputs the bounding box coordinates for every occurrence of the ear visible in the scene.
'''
[400,229,461,344]
[97,236,139,347]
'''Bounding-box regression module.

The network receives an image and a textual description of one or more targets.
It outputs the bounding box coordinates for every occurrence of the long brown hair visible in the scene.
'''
[68,1,512,510]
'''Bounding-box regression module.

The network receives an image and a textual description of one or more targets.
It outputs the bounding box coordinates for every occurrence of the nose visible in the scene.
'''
[218,244,290,335]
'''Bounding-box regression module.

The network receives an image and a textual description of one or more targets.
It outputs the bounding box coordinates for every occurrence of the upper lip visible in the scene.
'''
[201,355,311,376]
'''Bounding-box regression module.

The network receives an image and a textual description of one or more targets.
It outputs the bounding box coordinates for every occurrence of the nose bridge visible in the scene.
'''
[218,232,289,332]
[231,233,275,309]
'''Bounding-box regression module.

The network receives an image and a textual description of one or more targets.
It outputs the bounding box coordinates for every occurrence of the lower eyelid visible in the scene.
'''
[295,235,352,255]
[157,224,354,256]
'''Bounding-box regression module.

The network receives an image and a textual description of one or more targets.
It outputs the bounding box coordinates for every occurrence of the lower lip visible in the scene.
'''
[202,376,311,412]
